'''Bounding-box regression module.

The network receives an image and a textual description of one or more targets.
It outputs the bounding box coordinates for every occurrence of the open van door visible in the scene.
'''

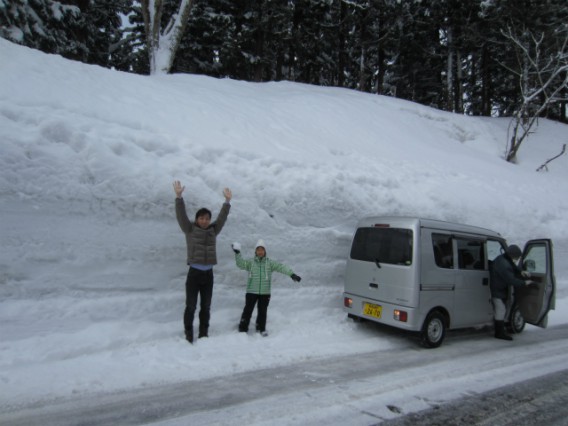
[516,239,556,328]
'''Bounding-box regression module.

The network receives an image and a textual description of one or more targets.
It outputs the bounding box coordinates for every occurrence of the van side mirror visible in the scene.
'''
[524,259,536,272]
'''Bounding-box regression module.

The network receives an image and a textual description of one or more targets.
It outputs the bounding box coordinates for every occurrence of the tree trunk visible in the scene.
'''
[454,50,463,113]
[481,44,491,116]
[358,10,368,92]
[141,0,194,75]
[253,4,264,82]
[141,0,163,74]
[337,1,347,87]
[446,28,453,112]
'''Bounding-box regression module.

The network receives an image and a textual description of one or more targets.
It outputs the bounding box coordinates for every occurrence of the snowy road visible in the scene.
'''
[3,323,568,426]
[382,368,568,426]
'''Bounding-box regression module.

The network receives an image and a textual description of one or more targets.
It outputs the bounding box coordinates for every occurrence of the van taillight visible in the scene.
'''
[394,310,408,322]
[344,297,353,308]
[374,224,390,228]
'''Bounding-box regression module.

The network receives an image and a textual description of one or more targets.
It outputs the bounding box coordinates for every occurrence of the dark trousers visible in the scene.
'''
[184,267,214,336]
[239,293,271,332]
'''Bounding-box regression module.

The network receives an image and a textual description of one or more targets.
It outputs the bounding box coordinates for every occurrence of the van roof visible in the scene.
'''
[356,216,503,239]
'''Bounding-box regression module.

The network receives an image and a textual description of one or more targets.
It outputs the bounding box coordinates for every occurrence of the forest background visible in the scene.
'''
[1,0,567,126]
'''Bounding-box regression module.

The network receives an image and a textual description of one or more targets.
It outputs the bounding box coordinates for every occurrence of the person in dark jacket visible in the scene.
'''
[490,244,532,341]
[232,240,301,336]
[174,180,232,344]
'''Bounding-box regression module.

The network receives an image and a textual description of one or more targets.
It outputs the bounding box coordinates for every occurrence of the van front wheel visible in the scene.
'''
[507,304,525,334]
[420,311,446,348]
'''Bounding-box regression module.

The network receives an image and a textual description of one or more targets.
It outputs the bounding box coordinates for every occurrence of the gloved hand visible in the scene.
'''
[291,274,301,282]
[231,242,241,254]
[521,271,531,278]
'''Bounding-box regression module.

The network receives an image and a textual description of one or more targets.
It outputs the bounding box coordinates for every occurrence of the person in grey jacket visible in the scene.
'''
[490,244,532,341]
[174,180,232,343]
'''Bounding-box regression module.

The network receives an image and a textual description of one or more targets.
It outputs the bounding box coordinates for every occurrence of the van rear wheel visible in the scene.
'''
[420,311,446,348]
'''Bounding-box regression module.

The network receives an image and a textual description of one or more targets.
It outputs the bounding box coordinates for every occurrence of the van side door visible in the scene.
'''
[516,239,556,328]
[452,236,493,327]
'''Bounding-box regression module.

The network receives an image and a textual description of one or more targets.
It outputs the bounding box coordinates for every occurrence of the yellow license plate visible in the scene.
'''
[363,302,382,319]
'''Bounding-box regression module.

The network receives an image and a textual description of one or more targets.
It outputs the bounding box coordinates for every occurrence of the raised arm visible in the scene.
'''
[174,180,192,233]
[214,187,232,235]
[173,180,185,198]
[235,252,252,271]
[223,187,232,203]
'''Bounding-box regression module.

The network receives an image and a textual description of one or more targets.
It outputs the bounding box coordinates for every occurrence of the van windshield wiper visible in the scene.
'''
[374,258,382,269]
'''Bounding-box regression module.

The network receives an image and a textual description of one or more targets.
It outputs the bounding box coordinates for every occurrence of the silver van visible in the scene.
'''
[343,216,556,348]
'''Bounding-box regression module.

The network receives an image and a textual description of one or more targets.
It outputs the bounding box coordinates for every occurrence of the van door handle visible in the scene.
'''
[482,278,489,286]
[369,283,379,289]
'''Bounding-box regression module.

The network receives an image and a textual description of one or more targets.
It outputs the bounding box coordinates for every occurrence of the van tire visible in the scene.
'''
[507,304,526,334]
[420,311,446,348]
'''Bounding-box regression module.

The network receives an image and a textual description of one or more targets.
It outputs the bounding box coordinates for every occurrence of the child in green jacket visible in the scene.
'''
[232,240,301,336]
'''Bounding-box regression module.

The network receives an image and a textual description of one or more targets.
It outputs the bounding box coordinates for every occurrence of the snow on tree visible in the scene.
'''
[0,0,81,56]
[140,0,194,74]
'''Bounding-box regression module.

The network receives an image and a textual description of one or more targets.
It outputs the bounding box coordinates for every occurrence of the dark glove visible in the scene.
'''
[231,242,241,254]
[233,248,240,254]
[291,274,301,282]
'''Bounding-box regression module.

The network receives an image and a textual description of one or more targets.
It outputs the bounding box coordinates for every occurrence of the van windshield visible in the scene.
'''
[350,227,413,265]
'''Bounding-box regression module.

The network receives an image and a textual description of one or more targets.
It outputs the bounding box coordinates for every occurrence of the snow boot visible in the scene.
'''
[185,328,194,344]
[198,324,208,339]
[238,318,249,333]
[494,320,513,341]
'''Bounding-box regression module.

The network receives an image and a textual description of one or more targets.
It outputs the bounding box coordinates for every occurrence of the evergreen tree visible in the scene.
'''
[0,0,84,59]
[386,1,445,108]
[78,0,133,69]
[1,1,133,69]
[288,0,340,86]
[174,0,293,82]
[433,0,479,113]
[172,0,234,76]
[340,1,399,94]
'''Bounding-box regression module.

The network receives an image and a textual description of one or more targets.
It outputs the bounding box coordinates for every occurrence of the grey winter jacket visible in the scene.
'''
[490,253,526,299]
[175,198,230,265]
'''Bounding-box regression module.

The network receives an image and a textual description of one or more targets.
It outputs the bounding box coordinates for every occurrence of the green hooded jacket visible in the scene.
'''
[235,252,294,295]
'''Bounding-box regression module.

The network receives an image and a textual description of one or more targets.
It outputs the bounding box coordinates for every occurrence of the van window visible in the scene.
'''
[487,240,505,261]
[456,238,484,270]
[523,244,546,274]
[350,227,413,265]
[432,233,453,269]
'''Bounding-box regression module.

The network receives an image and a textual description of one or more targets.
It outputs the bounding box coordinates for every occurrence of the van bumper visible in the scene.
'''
[343,292,422,332]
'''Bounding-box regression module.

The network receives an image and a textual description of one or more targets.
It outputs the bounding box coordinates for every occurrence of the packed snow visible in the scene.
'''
[1,38,568,423]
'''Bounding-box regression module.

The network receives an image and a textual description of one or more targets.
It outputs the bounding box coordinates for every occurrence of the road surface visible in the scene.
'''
[2,324,568,425]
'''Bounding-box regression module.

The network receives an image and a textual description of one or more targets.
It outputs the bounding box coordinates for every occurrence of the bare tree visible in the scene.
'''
[501,25,568,163]
[140,0,194,75]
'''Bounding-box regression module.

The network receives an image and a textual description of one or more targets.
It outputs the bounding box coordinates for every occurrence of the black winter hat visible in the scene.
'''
[506,244,522,258]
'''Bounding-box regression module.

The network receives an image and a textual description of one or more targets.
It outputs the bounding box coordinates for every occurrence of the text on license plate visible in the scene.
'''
[363,302,382,319]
